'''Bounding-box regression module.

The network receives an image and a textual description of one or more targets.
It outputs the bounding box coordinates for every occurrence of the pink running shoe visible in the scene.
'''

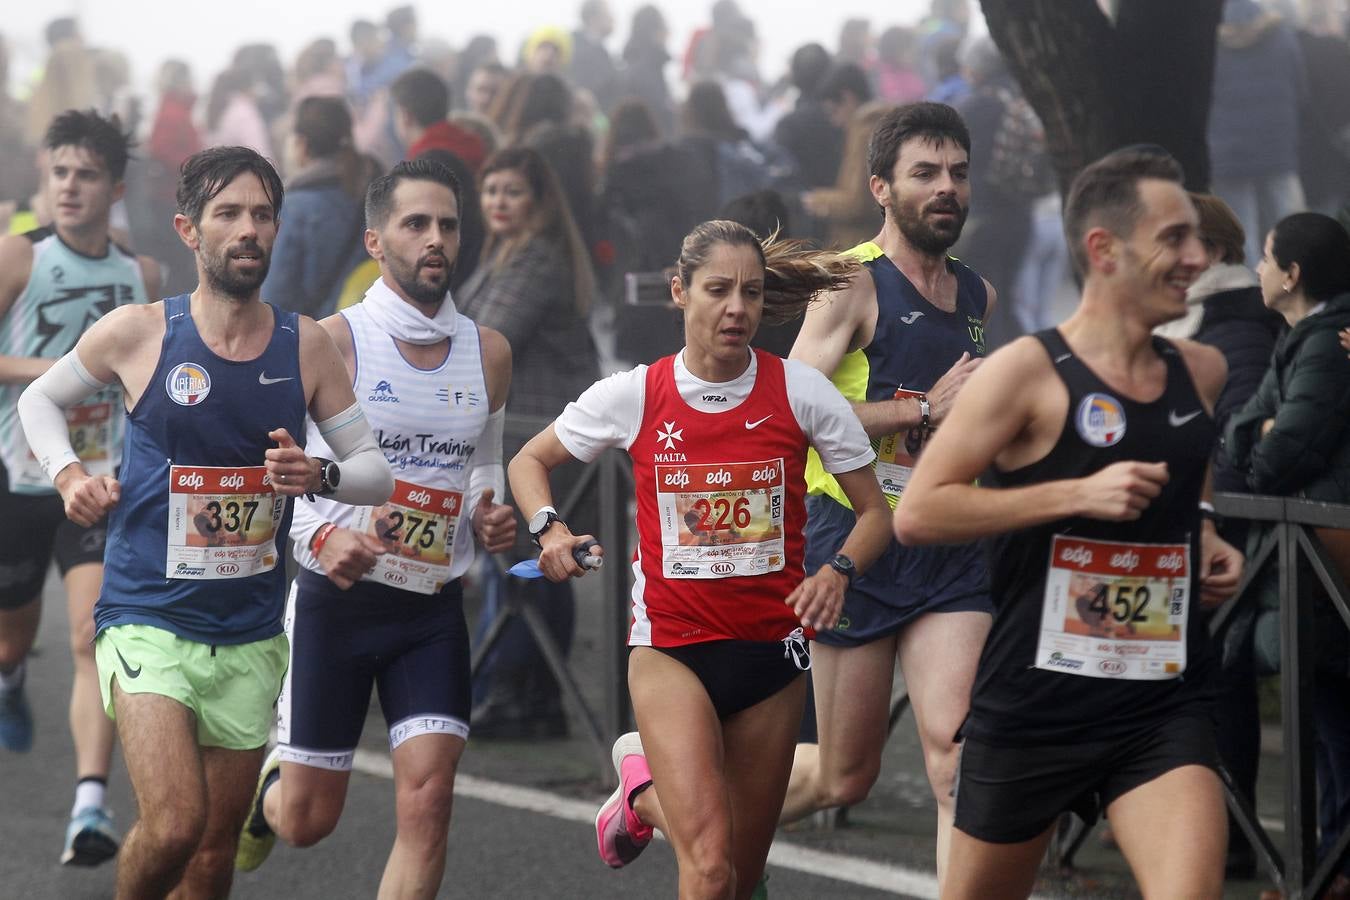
[595,732,654,868]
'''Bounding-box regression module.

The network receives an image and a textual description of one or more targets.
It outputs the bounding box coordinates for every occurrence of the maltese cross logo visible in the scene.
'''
[656,421,684,451]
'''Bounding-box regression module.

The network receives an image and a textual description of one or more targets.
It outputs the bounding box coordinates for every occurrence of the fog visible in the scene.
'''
[5,0,935,96]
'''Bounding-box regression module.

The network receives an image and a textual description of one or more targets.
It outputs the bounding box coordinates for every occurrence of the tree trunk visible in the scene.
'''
[981,0,1225,192]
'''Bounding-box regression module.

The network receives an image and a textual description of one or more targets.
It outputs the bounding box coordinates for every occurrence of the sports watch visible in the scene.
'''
[827,553,856,585]
[529,506,565,546]
[315,458,341,495]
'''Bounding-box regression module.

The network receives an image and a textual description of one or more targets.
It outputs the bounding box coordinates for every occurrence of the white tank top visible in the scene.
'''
[294,303,489,593]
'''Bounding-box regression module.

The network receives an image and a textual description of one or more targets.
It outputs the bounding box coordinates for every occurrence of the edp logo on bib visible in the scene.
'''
[166,363,212,406]
[1075,393,1126,447]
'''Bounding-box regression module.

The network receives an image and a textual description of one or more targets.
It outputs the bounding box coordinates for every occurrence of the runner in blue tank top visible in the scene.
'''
[0,110,159,865]
[780,103,994,880]
[897,148,1243,899]
[234,159,518,897]
[18,146,393,899]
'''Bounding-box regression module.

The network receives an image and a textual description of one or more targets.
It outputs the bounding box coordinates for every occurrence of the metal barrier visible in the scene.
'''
[469,413,634,786]
[1050,493,1350,898]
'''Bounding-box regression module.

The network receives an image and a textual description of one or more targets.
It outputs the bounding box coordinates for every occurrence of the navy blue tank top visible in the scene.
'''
[806,242,988,508]
[96,295,307,644]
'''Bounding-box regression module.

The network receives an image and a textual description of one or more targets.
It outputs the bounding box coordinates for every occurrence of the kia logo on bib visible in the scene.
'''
[711,562,735,575]
[1099,659,1127,676]
[166,363,211,406]
[384,571,408,585]
[216,563,240,576]
[1075,393,1126,447]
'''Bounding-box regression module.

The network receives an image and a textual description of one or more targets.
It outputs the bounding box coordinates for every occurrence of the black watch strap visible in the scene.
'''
[828,553,856,584]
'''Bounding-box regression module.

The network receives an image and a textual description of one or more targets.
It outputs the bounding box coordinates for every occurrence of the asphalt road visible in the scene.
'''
[1,565,1287,899]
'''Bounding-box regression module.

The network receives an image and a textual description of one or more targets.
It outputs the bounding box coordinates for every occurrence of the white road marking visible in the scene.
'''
[351,748,1062,899]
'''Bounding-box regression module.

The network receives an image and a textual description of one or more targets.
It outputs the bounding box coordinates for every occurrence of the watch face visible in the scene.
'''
[529,509,554,535]
[325,463,341,488]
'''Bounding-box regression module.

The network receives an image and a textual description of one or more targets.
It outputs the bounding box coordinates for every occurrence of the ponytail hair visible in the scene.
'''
[675,220,858,324]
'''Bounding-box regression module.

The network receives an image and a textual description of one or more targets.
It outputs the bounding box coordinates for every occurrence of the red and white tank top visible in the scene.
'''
[629,350,809,646]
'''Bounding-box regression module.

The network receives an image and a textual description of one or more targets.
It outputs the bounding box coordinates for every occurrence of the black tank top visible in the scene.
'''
[966,329,1217,746]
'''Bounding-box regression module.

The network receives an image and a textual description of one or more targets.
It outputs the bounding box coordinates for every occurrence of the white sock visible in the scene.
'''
[73,779,107,816]
[0,660,25,691]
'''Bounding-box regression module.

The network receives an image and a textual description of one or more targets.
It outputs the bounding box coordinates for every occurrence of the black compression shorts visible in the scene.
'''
[0,489,107,609]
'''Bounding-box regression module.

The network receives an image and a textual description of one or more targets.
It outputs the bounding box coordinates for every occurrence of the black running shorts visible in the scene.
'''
[0,489,107,609]
[649,637,808,719]
[953,712,1220,844]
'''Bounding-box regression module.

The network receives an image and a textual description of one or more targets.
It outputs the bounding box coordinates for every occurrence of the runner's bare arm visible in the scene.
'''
[318,312,356,378]
[896,338,1171,545]
[789,268,873,375]
[783,463,891,631]
[137,255,162,303]
[0,234,52,385]
[980,277,999,324]
[471,325,515,553]
[509,424,600,582]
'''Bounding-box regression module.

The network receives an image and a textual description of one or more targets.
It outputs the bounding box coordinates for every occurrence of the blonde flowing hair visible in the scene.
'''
[675,220,859,325]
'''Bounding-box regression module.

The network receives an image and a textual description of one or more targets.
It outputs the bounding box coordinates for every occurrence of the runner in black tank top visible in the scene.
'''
[971,329,1216,747]
[894,149,1243,898]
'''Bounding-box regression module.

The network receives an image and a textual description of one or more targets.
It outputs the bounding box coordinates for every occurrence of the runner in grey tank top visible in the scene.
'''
[0,110,158,866]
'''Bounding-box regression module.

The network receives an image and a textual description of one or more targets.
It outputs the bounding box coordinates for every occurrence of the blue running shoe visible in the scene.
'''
[62,807,120,866]
[0,680,33,752]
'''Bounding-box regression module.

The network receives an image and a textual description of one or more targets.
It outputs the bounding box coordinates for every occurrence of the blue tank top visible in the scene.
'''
[805,241,988,508]
[96,295,307,645]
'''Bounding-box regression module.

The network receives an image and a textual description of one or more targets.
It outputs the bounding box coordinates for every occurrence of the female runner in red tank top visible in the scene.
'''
[510,220,891,899]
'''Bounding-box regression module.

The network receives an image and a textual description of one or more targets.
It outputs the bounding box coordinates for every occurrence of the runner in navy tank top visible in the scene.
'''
[782,103,994,878]
[510,221,892,899]
[18,147,393,898]
[897,148,1243,899]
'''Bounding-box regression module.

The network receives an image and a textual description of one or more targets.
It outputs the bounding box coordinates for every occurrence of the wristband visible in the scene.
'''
[1199,501,1221,524]
[310,522,337,556]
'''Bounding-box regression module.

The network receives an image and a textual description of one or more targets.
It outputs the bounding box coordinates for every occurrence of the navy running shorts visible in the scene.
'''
[0,488,107,609]
[804,494,991,646]
[276,568,472,770]
[953,712,1220,844]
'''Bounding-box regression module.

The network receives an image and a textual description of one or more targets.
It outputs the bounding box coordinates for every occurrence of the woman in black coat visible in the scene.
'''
[1227,212,1350,891]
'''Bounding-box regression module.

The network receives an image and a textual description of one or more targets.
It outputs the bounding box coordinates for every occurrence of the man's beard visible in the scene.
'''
[201,240,270,300]
[389,250,452,306]
[893,193,969,256]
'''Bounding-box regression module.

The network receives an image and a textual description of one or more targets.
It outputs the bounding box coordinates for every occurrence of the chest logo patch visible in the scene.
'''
[1076,392,1126,447]
[656,421,684,451]
[166,362,211,406]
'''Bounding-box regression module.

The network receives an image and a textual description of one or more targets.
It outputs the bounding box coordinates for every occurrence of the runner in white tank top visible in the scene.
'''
[234,160,516,899]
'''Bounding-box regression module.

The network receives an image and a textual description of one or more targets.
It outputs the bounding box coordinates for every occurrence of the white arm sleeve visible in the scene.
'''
[18,351,110,482]
[467,407,505,511]
[314,401,394,506]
